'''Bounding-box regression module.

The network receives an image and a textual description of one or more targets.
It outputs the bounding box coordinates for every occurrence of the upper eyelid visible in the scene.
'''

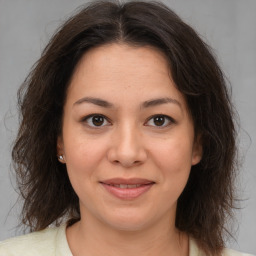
[81,114,111,128]
[145,114,174,122]
[82,113,110,121]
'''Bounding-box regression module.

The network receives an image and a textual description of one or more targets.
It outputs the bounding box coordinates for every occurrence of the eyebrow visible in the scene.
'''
[73,96,181,109]
[141,97,181,109]
[74,97,114,108]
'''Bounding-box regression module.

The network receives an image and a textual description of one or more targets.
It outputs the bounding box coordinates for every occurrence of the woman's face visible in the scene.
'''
[58,43,202,231]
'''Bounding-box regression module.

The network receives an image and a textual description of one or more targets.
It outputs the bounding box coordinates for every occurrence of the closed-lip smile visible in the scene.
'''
[100,178,155,200]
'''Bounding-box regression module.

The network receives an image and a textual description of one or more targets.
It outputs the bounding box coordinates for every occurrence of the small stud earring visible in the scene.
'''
[58,155,64,161]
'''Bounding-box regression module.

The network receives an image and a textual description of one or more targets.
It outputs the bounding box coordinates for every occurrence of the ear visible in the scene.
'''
[191,134,203,166]
[57,136,66,163]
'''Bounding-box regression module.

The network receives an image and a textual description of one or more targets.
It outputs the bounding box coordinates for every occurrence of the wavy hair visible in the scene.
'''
[12,1,237,255]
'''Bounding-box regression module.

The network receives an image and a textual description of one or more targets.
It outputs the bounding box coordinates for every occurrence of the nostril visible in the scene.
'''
[111,159,142,168]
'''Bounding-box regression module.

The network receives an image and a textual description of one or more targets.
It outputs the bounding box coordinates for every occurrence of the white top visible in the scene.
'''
[0,224,253,256]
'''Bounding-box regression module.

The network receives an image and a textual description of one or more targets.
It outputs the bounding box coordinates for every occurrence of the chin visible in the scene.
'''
[100,210,155,232]
[108,220,150,232]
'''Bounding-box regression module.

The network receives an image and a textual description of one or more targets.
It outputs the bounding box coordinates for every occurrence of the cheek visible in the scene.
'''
[152,135,194,171]
[150,134,194,191]
[63,131,108,180]
[63,136,109,203]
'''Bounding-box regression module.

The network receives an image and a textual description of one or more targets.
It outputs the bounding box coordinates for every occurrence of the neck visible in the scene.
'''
[66,213,189,256]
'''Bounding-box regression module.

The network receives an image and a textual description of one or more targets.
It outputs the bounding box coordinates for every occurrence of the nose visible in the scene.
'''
[107,124,147,168]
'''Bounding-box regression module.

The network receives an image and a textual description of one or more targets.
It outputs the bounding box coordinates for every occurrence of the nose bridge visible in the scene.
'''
[108,119,147,167]
[117,120,141,153]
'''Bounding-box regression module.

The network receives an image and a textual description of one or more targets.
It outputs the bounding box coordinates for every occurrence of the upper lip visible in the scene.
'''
[100,178,155,185]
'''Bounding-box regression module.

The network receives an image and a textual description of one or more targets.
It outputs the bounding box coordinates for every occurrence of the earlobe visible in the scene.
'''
[57,136,66,163]
[192,135,203,166]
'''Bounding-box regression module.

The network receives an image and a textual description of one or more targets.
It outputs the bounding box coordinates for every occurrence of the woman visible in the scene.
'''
[0,1,253,256]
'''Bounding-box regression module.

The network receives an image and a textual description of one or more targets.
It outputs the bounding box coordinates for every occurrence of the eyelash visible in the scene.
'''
[81,114,175,129]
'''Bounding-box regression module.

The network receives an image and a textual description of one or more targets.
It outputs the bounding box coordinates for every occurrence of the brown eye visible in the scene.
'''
[146,115,173,127]
[83,114,110,127]
[153,116,165,126]
[92,116,104,126]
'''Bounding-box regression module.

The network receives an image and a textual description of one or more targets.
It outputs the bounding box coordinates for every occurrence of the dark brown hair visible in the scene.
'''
[12,1,237,255]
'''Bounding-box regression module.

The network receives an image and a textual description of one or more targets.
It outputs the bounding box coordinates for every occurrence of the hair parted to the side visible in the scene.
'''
[12,1,237,255]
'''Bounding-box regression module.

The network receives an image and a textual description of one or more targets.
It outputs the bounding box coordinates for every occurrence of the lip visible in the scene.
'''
[100,178,155,200]
[101,178,154,185]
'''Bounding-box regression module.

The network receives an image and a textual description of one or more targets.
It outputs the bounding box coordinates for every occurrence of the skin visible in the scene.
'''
[57,43,202,256]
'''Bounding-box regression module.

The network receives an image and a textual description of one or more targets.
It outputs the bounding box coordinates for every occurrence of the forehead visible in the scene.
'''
[67,43,187,109]
[71,43,170,82]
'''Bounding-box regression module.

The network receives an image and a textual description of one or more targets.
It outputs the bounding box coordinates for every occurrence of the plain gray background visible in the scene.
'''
[0,0,255,254]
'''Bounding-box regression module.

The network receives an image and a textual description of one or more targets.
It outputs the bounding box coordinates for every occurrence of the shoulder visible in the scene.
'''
[189,237,254,256]
[0,224,72,256]
[223,248,255,256]
[0,226,59,256]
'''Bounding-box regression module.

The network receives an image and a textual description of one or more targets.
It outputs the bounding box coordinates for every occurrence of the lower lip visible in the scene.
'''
[101,183,154,200]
